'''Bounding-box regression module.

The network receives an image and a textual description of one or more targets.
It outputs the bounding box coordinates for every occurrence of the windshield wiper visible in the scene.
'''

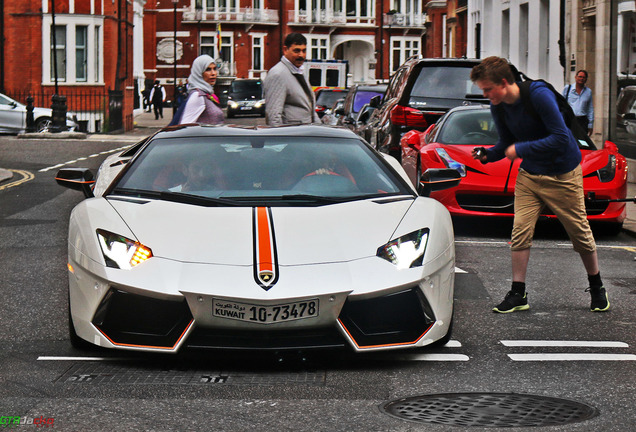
[109,188,241,207]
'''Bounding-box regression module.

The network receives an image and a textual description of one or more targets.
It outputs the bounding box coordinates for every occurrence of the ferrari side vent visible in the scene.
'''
[92,288,193,349]
[338,287,435,349]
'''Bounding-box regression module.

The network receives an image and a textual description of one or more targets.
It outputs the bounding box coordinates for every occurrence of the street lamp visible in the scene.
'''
[172,0,179,116]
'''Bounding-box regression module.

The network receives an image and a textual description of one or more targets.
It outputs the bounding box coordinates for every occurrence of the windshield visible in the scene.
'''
[437,110,499,145]
[230,80,263,98]
[411,66,482,100]
[353,90,384,113]
[437,109,597,150]
[316,90,348,107]
[112,136,412,205]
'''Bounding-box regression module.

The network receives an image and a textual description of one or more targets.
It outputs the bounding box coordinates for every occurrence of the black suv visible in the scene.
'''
[368,58,487,158]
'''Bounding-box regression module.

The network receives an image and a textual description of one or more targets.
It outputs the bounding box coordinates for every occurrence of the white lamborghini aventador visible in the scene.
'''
[56,124,460,353]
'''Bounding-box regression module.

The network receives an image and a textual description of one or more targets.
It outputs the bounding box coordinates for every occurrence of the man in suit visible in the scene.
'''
[264,33,320,126]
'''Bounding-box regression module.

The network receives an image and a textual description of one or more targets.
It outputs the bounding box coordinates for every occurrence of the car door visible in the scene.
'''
[0,94,25,133]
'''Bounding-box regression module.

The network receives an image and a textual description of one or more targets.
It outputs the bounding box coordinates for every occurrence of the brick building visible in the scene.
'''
[0,0,137,132]
[147,0,430,103]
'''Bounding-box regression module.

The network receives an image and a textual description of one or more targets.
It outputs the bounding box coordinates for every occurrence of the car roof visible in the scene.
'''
[352,84,388,92]
[155,124,363,140]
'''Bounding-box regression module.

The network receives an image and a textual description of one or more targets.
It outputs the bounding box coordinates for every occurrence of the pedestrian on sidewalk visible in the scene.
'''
[563,70,594,136]
[176,55,224,125]
[470,56,609,314]
[149,80,166,120]
[263,33,319,126]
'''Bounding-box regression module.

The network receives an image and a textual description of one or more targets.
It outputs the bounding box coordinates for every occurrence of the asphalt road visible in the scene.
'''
[1,125,636,432]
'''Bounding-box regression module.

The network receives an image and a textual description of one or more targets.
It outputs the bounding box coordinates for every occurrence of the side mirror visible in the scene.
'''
[624,113,636,120]
[417,168,461,196]
[402,130,421,150]
[369,95,382,108]
[358,104,375,123]
[55,168,95,198]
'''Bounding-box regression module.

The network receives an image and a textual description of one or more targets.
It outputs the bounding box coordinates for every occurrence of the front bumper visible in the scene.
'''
[69,254,454,353]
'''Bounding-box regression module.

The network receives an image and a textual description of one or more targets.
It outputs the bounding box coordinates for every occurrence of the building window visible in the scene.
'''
[206,0,237,11]
[43,16,103,85]
[345,0,372,17]
[308,35,329,60]
[390,36,420,72]
[76,26,88,82]
[94,26,101,82]
[51,25,67,82]
[220,35,233,63]
[201,36,216,57]
[252,35,264,70]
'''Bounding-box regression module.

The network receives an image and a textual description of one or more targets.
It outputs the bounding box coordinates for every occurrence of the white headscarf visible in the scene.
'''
[188,55,215,95]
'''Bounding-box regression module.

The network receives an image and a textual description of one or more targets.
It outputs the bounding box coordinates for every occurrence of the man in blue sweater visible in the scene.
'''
[469,56,609,313]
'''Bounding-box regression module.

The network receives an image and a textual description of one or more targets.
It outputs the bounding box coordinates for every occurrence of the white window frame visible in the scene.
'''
[306,34,329,60]
[206,0,238,12]
[390,36,420,72]
[42,14,104,85]
[250,33,266,74]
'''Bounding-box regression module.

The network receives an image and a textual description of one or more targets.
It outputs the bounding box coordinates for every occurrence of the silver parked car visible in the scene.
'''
[0,92,78,133]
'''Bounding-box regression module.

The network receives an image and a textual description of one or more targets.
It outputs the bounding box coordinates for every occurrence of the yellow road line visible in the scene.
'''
[0,169,35,191]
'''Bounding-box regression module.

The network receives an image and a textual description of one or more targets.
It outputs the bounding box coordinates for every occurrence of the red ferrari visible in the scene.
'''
[400,105,628,232]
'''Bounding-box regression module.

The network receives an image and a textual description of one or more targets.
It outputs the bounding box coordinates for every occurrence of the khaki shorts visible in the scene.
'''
[511,165,596,253]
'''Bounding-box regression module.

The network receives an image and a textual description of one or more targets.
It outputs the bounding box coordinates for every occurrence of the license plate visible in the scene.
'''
[213,299,319,324]
[240,106,252,110]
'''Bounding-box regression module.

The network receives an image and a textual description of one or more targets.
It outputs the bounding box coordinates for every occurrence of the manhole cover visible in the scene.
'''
[381,393,598,428]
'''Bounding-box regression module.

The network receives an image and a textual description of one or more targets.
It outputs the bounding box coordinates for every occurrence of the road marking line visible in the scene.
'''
[39,146,130,172]
[454,267,467,274]
[37,356,128,361]
[444,340,462,348]
[508,353,636,361]
[395,353,470,361]
[501,340,629,348]
[0,169,34,190]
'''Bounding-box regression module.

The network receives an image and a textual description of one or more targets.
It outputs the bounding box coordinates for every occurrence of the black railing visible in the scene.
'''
[6,88,110,133]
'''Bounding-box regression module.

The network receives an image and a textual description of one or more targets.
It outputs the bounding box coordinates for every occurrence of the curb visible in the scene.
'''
[18,131,87,140]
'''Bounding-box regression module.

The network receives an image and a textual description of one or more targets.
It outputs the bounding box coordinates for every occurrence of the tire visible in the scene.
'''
[35,117,52,132]
[594,221,624,236]
[226,110,234,119]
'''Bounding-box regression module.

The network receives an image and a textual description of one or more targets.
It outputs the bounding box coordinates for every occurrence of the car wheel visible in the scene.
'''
[226,111,234,119]
[68,294,94,350]
[35,117,52,132]
[594,221,624,236]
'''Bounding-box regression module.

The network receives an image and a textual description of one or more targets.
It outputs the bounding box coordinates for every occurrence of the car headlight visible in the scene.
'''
[597,154,616,183]
[254,99,265,108]
[228,101,239,109]
[436,148,466,177]
[377,229,429,270]
[97,229,153,269]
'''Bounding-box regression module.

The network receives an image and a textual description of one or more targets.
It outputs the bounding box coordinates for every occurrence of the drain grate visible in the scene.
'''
[57,363,325,385]
[381,393,598,428]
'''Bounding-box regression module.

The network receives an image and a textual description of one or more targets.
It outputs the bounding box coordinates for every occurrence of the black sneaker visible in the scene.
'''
[493,291,530,313]
[586,286,610,312]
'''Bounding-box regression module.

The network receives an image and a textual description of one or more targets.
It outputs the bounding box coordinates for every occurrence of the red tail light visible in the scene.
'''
[390,105,428,128]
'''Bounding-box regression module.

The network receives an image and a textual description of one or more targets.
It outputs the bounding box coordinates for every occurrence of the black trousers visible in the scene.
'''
[576,116,588,131]
[153,102,163,119]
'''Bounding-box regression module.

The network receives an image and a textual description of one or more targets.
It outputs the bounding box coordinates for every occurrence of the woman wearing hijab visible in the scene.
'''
[179,55,224,125]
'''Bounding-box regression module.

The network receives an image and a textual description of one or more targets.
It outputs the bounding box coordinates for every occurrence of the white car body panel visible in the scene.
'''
[62,125,456,354]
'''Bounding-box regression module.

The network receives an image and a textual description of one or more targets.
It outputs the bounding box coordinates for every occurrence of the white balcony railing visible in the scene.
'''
[384,13,426,27]
[288,9,346,25]
[183,8,279,24]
